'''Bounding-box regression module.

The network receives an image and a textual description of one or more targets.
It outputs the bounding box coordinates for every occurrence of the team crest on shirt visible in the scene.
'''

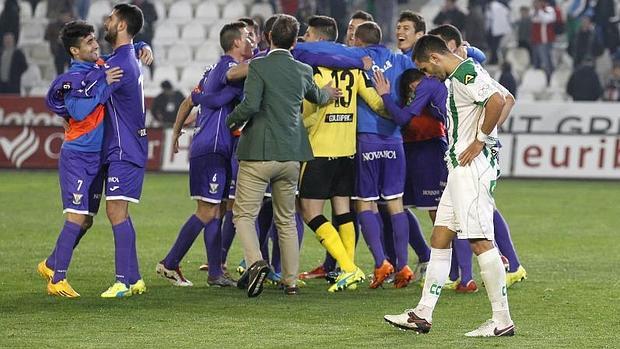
[209,183,219,194]
[72,193,83,205]
[464,74,475,85]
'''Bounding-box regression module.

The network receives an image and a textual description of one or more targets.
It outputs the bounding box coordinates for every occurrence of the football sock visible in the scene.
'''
[453,238,473,285]
[449,248,459,281]
[295,211,304,246]
[308,215,356,273]
[477,247,512,325]
[47,227,87,271]
[220,210,235,264]
[51,221,82,283]
[257,201,273,261]
[416,248,452,322]
[204,218,223,278]
[74,227,87,248]
[391,212,410,270]
[358,210,386,268]
[493,210,521,272]
[406,210,430,263]
[269,223,282,274]
[162,214,204,270]
[378,207,397,265]
[334,212,356,262]
[112,219,133,285]
[127,217,141,284]
[323,252,337,272]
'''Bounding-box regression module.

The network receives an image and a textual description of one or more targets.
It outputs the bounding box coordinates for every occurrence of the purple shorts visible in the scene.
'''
[403,138,448,210]
[59,148,104,215]
[105,161,145,203]
[190,153,230,203]
[355,137,406,201]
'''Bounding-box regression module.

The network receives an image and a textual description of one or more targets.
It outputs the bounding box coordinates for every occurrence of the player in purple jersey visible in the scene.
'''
[37,21,123,298]
[156,21,253,288]
[99,3,149,298]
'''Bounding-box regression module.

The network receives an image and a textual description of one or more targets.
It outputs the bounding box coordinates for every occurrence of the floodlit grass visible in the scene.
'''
[0,171,618,348]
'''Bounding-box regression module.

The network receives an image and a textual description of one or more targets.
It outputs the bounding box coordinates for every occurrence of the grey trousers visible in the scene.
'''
[232,160,300,286]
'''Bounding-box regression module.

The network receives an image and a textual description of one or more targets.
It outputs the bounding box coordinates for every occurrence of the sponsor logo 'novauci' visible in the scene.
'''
[361,150,397,161]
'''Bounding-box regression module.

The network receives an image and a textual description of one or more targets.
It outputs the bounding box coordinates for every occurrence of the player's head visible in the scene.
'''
[428,24,462,53]
[412,35,453,80]
[353,21,381,47]
[220,21,252,59]
[60,20,99,62]
[396,11,425,52]
[399,68,426,105]
[346,10,373,46]
[2,32,15,49]
[304,15,338,43]
[270,14,299,50]
[238,17,258,49]
[104,4,144,45]
[263,14,281,45]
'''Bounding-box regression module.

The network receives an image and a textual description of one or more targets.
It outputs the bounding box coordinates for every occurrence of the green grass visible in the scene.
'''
[0,171,618,348]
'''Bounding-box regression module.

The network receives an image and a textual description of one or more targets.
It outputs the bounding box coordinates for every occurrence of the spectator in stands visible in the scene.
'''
[568,15,604,68]
[515,6,533,62]
[486,0,512,64]
[499,61,518,97]
[151,80,185,128]
[433,0,466,32]
[531,0,556,85]
[47,0,75,21]
[593,0,619,53]
[602,63,620,101]
[45,12,74,74]
[0,32,27,94]
[567,59,602,101]
[132,0,157,47]
[74,0,90,20]
[465,3,486,50]
[25,0,41,15]
[0,0,20,49]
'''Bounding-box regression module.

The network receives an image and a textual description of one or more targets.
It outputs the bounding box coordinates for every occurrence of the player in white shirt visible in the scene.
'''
[384,35,515,337]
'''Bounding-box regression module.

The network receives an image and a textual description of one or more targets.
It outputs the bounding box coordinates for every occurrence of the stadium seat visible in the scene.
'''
[33,1,46,18]
[208,20,229,40]
[550,69,571,90]
[168,1,193,24]
[195,1,220,22]
[194,41,222,66]
[87,0,112,26]
[249,2,274,18]
[181,21,207,47]
[519,68,547,95]
[19,0,32,20]
[222,1,246,20]
[20,64,42,95]
[28,43,50,65]
[506,47,530,77]
[165,43,193,67]
[180,64,207,90]
[153,21,179,47]
[154,1,166,21]
[18,22,45,45]
[29,85,49,97]
[152,65,179,84]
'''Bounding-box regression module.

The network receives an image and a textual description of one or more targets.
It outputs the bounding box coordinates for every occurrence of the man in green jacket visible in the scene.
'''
[226,14,340,297]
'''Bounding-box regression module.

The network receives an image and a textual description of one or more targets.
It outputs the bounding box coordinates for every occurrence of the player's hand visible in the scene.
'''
[322,81,343,102]
[139,47,154,65]
[458,140,484,166]
[362,56,373,70]
[372,70,390,96]
[172,128,183,153]
[105,67,123,84]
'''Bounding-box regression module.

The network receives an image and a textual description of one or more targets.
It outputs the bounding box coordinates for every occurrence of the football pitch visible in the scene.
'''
[0,171,617,348]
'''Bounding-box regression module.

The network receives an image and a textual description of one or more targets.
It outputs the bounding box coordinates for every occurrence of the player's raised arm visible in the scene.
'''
[171,95,194,153]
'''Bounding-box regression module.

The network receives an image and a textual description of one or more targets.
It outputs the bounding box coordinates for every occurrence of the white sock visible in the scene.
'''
[478,247,512,325]
[415,248,452,322]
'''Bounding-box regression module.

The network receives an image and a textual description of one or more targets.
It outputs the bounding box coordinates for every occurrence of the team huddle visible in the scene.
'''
[37,2,527,338]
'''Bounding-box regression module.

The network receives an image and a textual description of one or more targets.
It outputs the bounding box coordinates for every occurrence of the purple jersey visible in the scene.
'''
[190,55,243,159]
[102,44,147,167]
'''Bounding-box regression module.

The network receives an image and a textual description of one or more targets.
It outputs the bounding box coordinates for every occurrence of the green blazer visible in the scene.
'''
[226,49,329,161]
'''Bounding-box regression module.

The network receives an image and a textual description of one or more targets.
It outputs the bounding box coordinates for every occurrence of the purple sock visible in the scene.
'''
[391,212,410,271]
[493,209,521,272]
[269,224,281,273]
[358,210,386,268]
[162,215,204,270]
[257,201,273,261]
[406,210,430,262]
[204,218,223,278]
[127,217,141,284]
[453,238,473,284]
[449,248,459,281]
[220,210,235,265]
[74,228,87,248]
[112,219,134,285]
[378,207,397,264]
[295,211,304,247]
[51,221,82,283]
[47,227,87,270]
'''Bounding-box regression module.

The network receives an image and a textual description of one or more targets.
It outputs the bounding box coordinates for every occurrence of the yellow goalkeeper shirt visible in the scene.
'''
[303,66,386,157]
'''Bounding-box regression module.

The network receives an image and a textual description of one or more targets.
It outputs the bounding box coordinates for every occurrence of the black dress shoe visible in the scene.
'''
[247,260,270,298]
[283,285,299,295]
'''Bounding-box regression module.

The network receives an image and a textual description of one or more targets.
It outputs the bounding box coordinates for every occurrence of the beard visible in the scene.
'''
[104,27,117,45]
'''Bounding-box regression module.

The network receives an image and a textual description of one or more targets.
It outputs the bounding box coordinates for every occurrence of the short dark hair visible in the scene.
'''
[307,15,338,41]
[60,20,95,57]
[398,10,426,34]
[220,21,247,52]
[113,3,143,37]
[351,10,374,22]
[428,24,462,47]
[412,35,451,62]
[399,68,426,105]
[271,14,299,49]
[238,17,258,31]
[263,15,281,44]
[355,21,381,45]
